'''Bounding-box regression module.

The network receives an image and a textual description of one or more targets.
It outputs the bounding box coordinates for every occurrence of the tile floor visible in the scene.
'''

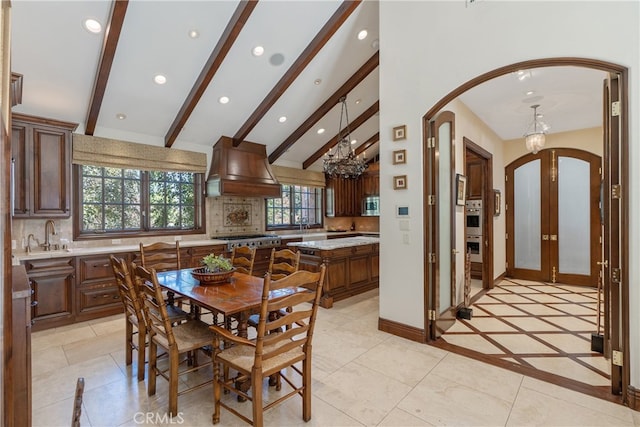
[32,289,639,426]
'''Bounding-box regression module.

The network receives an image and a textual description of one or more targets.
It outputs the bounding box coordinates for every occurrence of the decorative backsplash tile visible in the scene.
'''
[223,203,252,226]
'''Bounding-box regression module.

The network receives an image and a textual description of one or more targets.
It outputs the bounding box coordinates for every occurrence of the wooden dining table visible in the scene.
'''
[155,268,296,337]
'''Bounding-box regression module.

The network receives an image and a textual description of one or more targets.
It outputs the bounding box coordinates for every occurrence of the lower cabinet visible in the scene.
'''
[24,257,75,331]
[76,254,124,322]
[184,244,226,268]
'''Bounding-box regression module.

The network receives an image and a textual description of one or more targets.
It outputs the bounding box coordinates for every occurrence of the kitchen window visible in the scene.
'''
[74,165,205,239]
[266,184,323,230]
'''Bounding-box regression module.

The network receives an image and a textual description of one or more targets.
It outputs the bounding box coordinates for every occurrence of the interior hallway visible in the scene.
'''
[31,289,638,426]
[437,278,612,402]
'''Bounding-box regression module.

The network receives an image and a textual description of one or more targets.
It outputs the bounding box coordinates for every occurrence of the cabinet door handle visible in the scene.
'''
[94,263,110,268]
[31,300,38,307]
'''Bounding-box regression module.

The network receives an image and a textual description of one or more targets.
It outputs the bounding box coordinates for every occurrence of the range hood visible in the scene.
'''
[206,136,281,198]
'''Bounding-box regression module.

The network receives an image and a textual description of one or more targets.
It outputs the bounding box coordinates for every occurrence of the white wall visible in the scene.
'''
[379,0,639,386]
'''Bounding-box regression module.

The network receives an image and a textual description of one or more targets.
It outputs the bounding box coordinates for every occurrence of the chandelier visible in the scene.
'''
[524,104,546,154]
[323,96,367,178]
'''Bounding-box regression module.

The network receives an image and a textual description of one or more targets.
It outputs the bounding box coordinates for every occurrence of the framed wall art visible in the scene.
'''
[393,149,406,164]
[392,125,407,141]
[493,189,501,216]
[393,175,407,190]
[456,174,467,205]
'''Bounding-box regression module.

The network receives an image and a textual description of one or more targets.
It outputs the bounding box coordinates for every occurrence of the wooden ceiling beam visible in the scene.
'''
[164,0,258,148]
[302,100,378,170]
[268,50,378,164]
[355,131,378,157]
[232,0,362,147]
[84,0,129,136]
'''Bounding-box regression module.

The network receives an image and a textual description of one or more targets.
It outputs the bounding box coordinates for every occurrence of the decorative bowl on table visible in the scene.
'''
[191,267,236,285]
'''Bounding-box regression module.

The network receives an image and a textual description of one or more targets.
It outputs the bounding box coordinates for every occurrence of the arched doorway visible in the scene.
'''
[423,58,628,401]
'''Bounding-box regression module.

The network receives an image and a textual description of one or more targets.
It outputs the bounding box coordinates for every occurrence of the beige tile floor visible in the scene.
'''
[31,289,639,426]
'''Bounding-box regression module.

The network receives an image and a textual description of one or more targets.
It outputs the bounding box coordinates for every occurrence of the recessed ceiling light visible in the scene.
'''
[269,53,285,66]
[116,113,126,120]
[314,79,322,86]
[317,128,325,135]
[252,46,264,57]
[219,96,229,104]
[153,74,167,85]
[371,39,379,50]
[355,99,362,105]
[83,18,102,34]
[350,139,357,145]
[357,29,368,40]
[525,90,535,96]
[188,29,200,39]
[278,116,287,123]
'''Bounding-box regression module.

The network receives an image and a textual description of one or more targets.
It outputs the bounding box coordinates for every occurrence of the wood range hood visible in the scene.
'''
[206,136,282,198]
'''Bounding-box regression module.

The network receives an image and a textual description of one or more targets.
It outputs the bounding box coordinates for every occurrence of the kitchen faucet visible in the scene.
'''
[299,217,310,233]
[43,219,56,251]
[26,233,38,254]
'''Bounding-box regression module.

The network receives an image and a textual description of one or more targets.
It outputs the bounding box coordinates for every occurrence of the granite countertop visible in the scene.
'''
[287,236,379,250]
[278,230,379,240]
[12,239,227,265]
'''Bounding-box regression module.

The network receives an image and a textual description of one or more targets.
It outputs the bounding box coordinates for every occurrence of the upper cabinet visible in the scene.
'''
[361,163,380,197]
[11,114,77,218]
[325,163,379,217]
[466,160,483,200]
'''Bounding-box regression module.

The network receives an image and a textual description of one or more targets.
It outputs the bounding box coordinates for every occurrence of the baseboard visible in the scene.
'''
[627,385,640,410]
[378,317,426,343]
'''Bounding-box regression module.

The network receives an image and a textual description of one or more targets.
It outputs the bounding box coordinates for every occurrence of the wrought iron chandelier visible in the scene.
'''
[323,96,367,178]
[524,104,546,154]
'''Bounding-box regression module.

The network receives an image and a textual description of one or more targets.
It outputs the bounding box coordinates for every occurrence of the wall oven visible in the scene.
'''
[466,235,483,263]
[465,200,482,236]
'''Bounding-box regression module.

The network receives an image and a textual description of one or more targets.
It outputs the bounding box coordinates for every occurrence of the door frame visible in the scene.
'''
[423,58,629,402]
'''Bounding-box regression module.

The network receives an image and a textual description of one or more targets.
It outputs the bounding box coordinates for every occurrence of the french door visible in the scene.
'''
[505,148,601,286]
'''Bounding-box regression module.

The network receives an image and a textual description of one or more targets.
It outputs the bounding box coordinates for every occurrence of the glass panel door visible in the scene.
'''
[438,121,452,312]
[514,159,541,271]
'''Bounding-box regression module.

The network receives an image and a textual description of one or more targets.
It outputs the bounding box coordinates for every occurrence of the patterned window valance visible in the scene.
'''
[271,165,325,188]
[72,134,207,173]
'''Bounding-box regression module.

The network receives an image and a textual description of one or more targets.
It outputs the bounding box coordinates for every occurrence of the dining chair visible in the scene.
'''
[71,377,84,427]
[133,264,215,417]
[230,246,256,275]
[209,265,326,427]
[139,241,187,309]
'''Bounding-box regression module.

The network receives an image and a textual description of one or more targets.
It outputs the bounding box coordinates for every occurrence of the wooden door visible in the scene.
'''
[427,111,457,339]
[505,148,601,286]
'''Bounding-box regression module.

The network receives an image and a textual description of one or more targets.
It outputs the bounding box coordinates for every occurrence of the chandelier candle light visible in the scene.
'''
[323,96,367,178]
[524,104,546,154]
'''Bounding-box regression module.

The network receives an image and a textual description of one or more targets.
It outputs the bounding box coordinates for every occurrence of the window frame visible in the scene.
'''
[73,165,206,240]
[265,184,324,232]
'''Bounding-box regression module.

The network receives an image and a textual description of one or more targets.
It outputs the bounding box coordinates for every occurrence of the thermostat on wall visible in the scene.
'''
[396,205,409,217]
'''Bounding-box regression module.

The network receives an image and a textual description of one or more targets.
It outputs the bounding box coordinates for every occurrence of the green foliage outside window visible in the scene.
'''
[266,184,323,229]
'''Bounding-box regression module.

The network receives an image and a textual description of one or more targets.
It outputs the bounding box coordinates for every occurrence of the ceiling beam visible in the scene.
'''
[268,50,378,164]
[232,0,362,147]
[355,132,378,157]
[84,0,129,136]
[302,100,378,170]
[164,0,258,148]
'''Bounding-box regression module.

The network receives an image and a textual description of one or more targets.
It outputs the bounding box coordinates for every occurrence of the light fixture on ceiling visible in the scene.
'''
[153,74,167,85]
[323,97,367,178]
[83,18,102,34]
[524,104,546,154]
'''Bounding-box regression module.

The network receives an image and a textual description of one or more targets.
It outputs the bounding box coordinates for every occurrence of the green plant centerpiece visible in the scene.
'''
[191,253,235,285]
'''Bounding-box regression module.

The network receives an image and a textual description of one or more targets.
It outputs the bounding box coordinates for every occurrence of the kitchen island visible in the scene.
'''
[288,236,379,308]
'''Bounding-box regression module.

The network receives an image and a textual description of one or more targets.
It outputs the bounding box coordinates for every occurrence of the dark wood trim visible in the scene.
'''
[232,0,362,147]
[164,0,258,148]
[11,72,23,106]
[354,132,378,157]
[302,100,378,169]
[627,385,640,410]
[84,0,129,136]
[11,112,78,131]
[493,270,506,286]
[378,317,426,343]
[268,51,379,164]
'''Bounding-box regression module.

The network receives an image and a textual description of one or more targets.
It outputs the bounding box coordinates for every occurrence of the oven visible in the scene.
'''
[465,200,482,236]
[466,235,483,263]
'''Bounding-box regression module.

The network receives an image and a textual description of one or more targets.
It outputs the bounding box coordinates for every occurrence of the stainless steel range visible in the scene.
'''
[216,234,282,251]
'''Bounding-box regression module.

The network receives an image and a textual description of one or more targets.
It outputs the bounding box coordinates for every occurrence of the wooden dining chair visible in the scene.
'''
[71,377,84,427]
[231,246,256,275]
[139,241,187,309]
[210,265,326,427]
[133,264,215,417]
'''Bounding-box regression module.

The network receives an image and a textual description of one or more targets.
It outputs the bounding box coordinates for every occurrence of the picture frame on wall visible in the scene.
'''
[393,149,406,164]
[493,189,501,216]
[393,175,407,190]
[392,125,407,141]
[456,174,467,205]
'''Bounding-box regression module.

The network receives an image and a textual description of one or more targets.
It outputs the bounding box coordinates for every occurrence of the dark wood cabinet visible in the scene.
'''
[325,175,362,217]
[361,163,379,197]
[466,161,483,200]
[11,113,77,218]
[184,244,226,268]
[76,254,124,321]
[24,257,75,331]
[11,265,32,427]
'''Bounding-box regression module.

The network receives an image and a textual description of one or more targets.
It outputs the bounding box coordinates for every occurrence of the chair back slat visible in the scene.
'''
[268,248,300,280]
[139,241,181,272]
[110,255,145,325]
[231,246,256,275]
[134,264,176,347]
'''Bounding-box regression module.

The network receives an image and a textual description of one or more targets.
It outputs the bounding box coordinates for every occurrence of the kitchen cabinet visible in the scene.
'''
[325,175,362,217]
[183,244,226,268]
[11,113,77,218]
[76,254,124,322]
[466,160,483,200]
[361,163,379,197]
[11,265,32,427]
[23,257,75,331]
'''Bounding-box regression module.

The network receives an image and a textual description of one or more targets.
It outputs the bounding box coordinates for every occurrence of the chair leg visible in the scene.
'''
[169,348,179,417]
[251,369,264,427]
[125,319,133,366]
[148,340,157,396]
[136,327,146,381]
[302,356,312,421]
[212,361,221,425]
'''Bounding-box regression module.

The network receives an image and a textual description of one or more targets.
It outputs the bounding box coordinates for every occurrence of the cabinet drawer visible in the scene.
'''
[77,255,115,282]
[78,283,121,311]
[24,257,74,274]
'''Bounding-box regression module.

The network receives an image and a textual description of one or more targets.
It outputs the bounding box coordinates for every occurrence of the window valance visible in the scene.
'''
[271,165,325,188]
[72,134,207,173]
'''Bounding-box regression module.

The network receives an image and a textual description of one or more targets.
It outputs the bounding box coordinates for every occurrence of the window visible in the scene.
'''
[75,165,204,238]
[266,184,323,230]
